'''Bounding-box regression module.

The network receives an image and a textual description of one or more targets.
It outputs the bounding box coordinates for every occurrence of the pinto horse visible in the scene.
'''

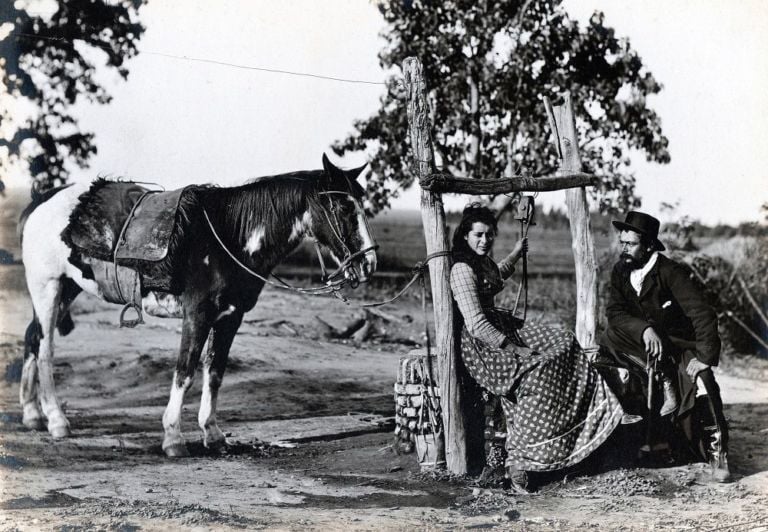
[19,154,377,457]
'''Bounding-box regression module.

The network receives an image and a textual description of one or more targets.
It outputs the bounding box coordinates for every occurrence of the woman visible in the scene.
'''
[450,203,624,492]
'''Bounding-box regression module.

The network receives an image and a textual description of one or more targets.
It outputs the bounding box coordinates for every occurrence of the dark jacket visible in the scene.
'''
[606,254,721,365]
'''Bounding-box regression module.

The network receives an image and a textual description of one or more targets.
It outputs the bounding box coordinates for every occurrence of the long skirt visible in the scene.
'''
[460,309,623,472]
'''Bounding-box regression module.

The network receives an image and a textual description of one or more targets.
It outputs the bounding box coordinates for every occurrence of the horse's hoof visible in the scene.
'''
[204,437,228,452]
[163,443,190,458]
[49,424,71,439]
[22,416,45,431]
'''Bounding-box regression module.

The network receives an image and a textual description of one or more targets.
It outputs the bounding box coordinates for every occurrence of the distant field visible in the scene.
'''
[285,208,617,277]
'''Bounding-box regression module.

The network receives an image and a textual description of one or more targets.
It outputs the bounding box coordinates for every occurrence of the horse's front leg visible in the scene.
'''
[162,311,211,457]
[198,305,243,450]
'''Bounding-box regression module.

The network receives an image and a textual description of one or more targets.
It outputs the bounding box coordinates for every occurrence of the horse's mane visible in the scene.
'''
[188,170,321,250]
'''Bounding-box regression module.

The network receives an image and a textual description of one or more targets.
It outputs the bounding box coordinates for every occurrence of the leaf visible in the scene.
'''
[2,1,146,191]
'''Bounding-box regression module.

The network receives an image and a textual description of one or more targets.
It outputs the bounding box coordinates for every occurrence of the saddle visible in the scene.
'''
[65,180,189,326]
[68,182,187,262]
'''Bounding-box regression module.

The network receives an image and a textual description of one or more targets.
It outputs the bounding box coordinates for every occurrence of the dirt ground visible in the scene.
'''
[1,265,767,531]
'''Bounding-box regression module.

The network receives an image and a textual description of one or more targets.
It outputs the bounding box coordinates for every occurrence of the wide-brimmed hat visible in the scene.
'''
[611,211,665,251]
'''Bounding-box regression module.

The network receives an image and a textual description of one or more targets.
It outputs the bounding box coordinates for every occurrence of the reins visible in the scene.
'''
[511,196,535,322]
[361,250,451,308]
[202,208,350,295]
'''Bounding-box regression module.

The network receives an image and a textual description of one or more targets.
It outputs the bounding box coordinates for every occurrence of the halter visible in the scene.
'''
[312,190,378,289]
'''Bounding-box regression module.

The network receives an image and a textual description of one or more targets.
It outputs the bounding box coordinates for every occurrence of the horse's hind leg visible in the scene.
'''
[162,311,211,457]
[28,279,70,438]
[198,307,243,449]
[20,315,44,430]
[20,279,81,431]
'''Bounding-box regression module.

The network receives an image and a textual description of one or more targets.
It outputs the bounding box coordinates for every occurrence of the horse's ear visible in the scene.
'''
[346,162,368,183]
[321,153,367,194]
[322,153,338,176]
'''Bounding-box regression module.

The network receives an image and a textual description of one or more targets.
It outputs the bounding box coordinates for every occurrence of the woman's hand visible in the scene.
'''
[508,237,528,263]
[505,344,534,357]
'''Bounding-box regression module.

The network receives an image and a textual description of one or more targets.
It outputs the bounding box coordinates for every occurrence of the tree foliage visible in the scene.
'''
[333,0,670,214]
[0,0,146,193]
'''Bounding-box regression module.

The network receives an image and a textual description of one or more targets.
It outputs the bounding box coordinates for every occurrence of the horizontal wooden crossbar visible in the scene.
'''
[419,172,598,194]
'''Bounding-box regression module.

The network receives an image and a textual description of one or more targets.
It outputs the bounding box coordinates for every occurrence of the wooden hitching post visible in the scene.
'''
[403,57,468,473]
[544,93,599,347]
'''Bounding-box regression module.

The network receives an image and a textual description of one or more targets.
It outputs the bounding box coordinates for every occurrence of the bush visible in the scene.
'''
[677,236,768,357]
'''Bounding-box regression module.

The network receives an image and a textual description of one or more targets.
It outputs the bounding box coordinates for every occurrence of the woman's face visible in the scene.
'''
[464,222,495,256]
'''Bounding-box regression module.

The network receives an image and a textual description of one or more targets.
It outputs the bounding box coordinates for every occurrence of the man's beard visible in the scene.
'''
[619,253,645,271]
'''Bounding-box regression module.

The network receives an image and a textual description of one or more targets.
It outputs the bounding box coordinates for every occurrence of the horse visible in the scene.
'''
[18,154,377,457]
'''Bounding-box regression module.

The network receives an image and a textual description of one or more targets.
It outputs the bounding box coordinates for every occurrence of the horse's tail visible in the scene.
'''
[56,277,81,337]
[25,310,74,355]
[24,312,42,360]
[23,308,76,360]
[18,183,74,246]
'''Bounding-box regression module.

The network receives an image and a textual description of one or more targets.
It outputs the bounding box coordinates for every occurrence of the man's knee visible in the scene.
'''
[694,369,723,399]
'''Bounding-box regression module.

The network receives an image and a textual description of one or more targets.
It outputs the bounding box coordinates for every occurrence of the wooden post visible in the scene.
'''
[544,93,599,347]
[403,57,468,474]
[420,172,598,194]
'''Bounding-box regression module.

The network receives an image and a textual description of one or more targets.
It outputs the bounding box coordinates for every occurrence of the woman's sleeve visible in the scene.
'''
[450,263,507,348]
[497,254,516,280]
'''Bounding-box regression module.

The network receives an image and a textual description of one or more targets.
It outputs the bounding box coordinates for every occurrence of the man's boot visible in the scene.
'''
[659,378,679,417]
[705,425,732,483]
[697,369,731,483]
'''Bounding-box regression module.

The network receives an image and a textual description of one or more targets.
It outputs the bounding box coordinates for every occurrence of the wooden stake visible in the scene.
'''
[403,57,468,474]
[420,171,598,194]
[544,93,599,348]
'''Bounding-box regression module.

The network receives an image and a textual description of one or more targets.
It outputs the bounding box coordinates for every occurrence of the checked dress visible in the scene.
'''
[450,255,624,472]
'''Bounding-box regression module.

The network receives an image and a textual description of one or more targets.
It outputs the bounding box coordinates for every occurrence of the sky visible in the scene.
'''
[5,0,767,226]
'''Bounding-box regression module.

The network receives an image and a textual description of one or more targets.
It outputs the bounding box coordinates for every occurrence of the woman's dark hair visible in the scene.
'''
[451,202,498,262]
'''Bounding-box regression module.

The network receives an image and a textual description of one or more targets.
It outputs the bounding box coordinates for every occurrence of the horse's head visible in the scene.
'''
[308,154,377,287]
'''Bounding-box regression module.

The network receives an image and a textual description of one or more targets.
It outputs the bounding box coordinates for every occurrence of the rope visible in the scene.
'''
[202,208,344,295]
[11,31,389,87]
[361,250,452,308]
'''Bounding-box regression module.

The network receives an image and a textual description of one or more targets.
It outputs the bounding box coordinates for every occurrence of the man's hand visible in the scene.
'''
[686,358,710,381]
[642,327,663,360]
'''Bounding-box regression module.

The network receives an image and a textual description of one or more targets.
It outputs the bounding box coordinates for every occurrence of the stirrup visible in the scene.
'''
[120,302,144,328]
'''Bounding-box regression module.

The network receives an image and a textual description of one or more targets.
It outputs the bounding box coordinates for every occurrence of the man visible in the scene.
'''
[599,211,731,482]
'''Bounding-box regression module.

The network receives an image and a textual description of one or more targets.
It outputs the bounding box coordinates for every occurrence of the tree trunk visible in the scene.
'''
[544,93,599,348]
[403,57,468,474]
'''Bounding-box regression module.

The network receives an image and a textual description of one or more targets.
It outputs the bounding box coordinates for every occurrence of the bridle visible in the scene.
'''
[202,188,377,296]
[311,190,378,289]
